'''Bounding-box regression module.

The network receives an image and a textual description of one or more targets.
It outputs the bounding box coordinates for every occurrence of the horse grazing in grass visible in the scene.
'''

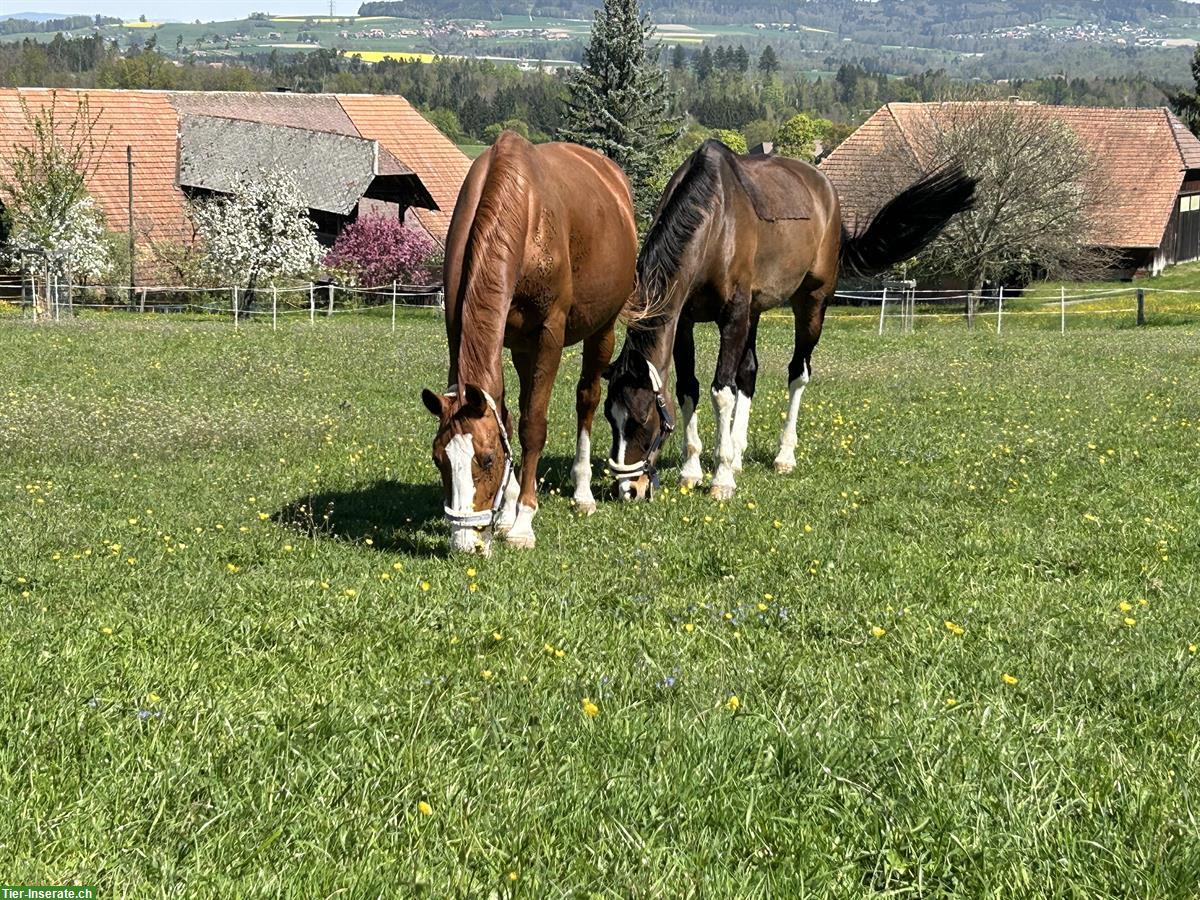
[603,139,975,500]
[422,131,637,553]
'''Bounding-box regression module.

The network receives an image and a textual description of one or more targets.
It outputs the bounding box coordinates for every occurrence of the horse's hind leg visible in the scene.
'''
[572,325,614,515]
[775,284,828,474]
[675,316,704,489]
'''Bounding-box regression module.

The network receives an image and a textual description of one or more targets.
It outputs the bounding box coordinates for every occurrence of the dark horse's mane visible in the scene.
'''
[631,140,726,329]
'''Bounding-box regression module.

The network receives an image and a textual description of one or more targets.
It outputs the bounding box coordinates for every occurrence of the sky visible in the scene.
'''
[1,1,350,21]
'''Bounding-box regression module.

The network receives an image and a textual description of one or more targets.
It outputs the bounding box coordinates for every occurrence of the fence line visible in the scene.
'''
[5,282,1200,333]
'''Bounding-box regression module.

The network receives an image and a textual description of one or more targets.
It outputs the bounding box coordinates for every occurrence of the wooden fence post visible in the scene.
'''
[1136,288,1146,326]
[1060,286,1066,335]
[232,286,239,328]
[391,280,398,334]
[878,288,887,336]
[327,284,335,317]
[996,285,1004,335]
[309,282,315,325]
[272,285,278,332]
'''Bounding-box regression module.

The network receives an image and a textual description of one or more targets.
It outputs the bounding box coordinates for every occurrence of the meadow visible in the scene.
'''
[1,307,1198,896]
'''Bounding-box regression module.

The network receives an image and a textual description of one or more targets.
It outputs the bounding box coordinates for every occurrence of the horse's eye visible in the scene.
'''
[478,452,495,471]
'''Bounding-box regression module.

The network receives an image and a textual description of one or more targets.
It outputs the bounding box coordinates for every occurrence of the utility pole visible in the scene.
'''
[127,145,135,309]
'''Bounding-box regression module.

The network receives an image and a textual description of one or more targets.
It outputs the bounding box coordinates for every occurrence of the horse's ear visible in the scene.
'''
[462,383,489,415]
[421,388,446,417]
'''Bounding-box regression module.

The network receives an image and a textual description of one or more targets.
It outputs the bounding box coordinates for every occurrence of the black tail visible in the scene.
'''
[839,165,976,277]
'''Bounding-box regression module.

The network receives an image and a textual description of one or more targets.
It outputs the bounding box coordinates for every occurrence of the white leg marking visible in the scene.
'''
[505,503,538,549]
[678,396,704,487]
[774,370,810,474]
[710,386,737,498]
[731,390,751,473]
[572,428,596,514]
[495,467,520,534]
[612,404,628,466]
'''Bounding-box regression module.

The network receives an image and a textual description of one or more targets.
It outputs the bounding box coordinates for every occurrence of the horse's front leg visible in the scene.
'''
[731,317,759,473]
[674,316,704,489]
[505,339,563,549]
[710,293,753,500]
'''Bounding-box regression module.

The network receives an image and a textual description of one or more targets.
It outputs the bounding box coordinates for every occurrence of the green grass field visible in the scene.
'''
[2,309,1199,895]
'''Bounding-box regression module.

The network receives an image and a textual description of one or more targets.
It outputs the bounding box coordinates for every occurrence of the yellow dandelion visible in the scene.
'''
[1138,598,1148,607]
[804,523,813,533]
[508,871,518,882]
[146,692,161,703]
[320,581,330,590]
[772,519,782,529]
[581,697,599,718]
[944,620,964,636]
[417,800,433,817]
[870,625,886,638]
[420,581,431,591]
[945,697,958,706]
[225,563,240,573]
[1123,617,1136,627]
[683,622,695,633]
[450,635,460,645]
[1189,643,1197,654]
[392,562,403,571]
[344,588,357,598]
[364,537,374,546]
[1002,673,1018,685]
[1119,601,1133,612]
[100,626,113,636]
[467,567,477,578]
[481,669,494,681]
[492,631,504,641]
[469,582,478,592]
[258,512,269,521]
[726,695,740,712]
[554,648,565,659]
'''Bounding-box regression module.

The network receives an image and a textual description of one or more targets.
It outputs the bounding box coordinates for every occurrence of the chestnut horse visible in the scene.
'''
[603,139,975,500]
[422,131,637,553]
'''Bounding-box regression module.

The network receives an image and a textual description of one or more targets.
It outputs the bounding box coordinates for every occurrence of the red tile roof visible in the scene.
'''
[821,102,1200,250]
[0,88,189,244]
[0,88,470,249]
[337,93,473,241]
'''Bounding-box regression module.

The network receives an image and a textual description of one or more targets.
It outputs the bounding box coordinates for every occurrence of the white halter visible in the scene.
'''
[607,360,673,478]
[442,388,514,530]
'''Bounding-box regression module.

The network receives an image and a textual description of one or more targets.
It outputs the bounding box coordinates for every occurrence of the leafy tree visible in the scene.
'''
[559,0,679,221]
[424,107,465,143]
[710,128,747,154]
[324,214,438,286]
[0,94,112,315]
[904,103,1115,321]
[484,118,530,143]
[774,113,833,161]
[190,171,322,300]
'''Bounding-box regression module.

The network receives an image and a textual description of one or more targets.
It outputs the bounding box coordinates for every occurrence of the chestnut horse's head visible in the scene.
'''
[602,346,674,502]
[422,384,512,554]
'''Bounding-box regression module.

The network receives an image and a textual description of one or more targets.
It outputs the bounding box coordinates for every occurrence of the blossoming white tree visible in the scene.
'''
[0,94,113,318]
[190,171,323,311]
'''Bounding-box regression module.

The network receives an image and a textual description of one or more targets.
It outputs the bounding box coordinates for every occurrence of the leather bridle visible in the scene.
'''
[607,360,675,491]
[442,389,514,530]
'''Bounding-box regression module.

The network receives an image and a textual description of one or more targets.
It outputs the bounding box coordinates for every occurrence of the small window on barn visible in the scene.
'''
[1181,197,1188,213]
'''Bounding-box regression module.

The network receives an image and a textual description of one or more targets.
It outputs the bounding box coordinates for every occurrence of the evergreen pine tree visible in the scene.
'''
[734,44,750,73]
[560,0,679,221]
[695,45,714,80]
[670,42,686,70]
[757,45,780,76]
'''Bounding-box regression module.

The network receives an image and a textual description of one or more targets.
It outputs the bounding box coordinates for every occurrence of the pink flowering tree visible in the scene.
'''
[324,214,439,286]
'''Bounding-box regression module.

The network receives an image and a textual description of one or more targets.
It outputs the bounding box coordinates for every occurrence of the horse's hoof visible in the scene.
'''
[710,483,736,501]
[774,462,795,475]
[506,533,536,550]
[574,500,597,517]
[680,474,703,490]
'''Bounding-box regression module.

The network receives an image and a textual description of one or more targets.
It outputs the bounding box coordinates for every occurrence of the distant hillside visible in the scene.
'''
[359,0,1200,27]
[0,12,69,21]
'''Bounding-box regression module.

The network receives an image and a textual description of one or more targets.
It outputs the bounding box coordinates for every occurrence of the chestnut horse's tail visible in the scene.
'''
[839,165,976,277]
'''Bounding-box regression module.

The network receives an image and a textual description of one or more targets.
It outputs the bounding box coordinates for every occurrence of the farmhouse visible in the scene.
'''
[0,88,471,273]
[821,101,1200,277]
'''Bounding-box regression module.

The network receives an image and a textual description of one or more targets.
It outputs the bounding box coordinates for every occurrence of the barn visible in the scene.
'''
[820,101,1200,278]
[0,88,472,278]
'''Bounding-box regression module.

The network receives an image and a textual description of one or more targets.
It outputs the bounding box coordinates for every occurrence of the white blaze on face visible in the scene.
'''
[447,432,476,513]
[612,403,629,466]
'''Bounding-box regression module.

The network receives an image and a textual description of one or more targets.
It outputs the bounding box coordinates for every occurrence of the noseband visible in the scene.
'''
[442,389,514,530]
[607,360,675,490]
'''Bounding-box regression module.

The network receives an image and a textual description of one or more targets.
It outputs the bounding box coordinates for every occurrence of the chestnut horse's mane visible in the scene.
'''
[454,138,530,391]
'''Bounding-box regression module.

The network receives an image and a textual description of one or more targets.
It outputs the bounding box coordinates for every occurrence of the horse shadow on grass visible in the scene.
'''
[274,480,448,558]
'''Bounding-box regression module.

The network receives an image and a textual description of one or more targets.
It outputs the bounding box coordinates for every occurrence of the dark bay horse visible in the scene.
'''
[422,131,637,552]
[603,138,975,500]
